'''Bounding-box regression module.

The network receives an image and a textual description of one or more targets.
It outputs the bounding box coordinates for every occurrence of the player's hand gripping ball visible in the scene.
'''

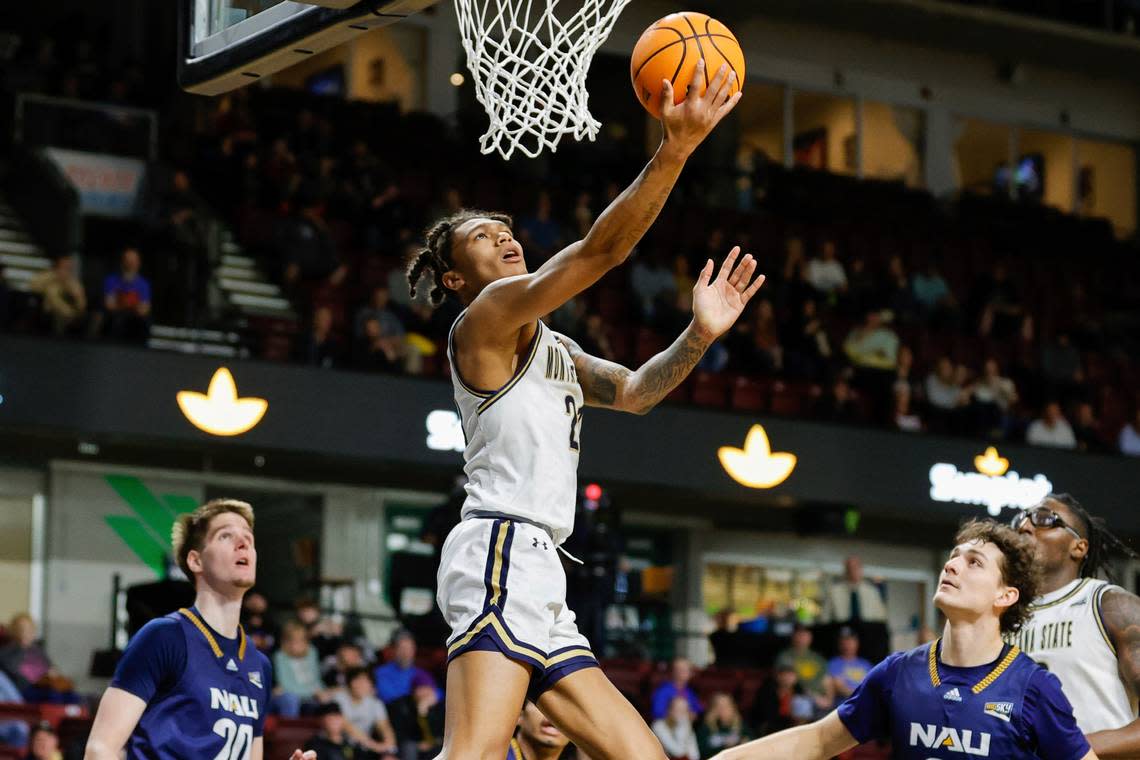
[631,11,745,119]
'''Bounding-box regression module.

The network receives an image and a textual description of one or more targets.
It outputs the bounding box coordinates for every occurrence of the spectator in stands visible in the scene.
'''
[631,249,676,321]
[298,305,343,368]
[892,345,917,398]
[295,597,344,658]
[241,590,279,653]
[774,624,832,714]
[844,309,899,372]
[844,256,877,318]
[696,692,750,758]
[324,642,367,689]
[0,614,47,694]
[390,670,445,760]
[805,238,847,297]
[967,358,1018,437]
[826,627,872,703]
[911,258,957,325]
[924,356,966,433]
[975,260,1027,339]
[843,309,899,412]
[821,555,888,625]
[355,316,404,373]
[776,236,814,314]
[279,188,347,289]
[518,191,565,260]
[752,663,812,735]
[812,376,861,425]
[1119,409,1140,456]
[652,695,700,760]
[271,620,328,716]
[1040,331,1085,401]
[1073,401,1107,454]
[883,255,918,325]
[0,669,28,749]
[356,285,406,339]
[1026,401,1077,450]
[333,668,399,758]
[728,299,782,374]
[103,247,152,343]
[303,702,360,760]
[28,255,88,336]
[576,313,617,361]
[374,629,435,705]
[782,299,830,379]
[25,721,61,760]
[159,170,208,324]
[893,385,923,433]
[673,254,696,294]
[651,657,703,720]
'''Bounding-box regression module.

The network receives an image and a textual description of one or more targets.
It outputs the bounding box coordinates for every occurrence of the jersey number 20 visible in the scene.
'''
[564,396,583,451]
[212,718,253,760]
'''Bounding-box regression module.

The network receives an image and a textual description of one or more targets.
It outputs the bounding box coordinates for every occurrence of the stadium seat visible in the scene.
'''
[691,371,729,407]
[730,375,768,412]
[264,717,322,759]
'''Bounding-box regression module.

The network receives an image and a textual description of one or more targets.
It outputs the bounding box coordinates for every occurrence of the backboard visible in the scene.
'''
[178,0,439,96]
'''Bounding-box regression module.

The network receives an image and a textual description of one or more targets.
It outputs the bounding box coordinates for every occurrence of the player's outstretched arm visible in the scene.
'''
[712,711,857,760]
[566,246,763,415]
[473,60,740,331]
[84,687,147,760]
[1086,589,1140,758]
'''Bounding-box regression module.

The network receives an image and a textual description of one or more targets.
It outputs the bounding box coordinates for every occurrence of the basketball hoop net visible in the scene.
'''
[454,0,633,159]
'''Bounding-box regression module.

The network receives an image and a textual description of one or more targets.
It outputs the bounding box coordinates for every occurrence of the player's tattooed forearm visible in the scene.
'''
[626,329,708,414]
[584,363,628,406]
[1099,590,1140,690]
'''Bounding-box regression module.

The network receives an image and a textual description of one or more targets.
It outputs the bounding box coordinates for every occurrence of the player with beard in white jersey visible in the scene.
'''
[1013,493,1140,758]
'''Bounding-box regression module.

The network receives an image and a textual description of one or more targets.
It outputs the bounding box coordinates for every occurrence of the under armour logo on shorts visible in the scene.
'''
[532,537,549,550]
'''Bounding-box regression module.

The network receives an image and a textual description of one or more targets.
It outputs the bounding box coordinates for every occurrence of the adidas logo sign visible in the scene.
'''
[226,658,239,672]
[943,688,962,702]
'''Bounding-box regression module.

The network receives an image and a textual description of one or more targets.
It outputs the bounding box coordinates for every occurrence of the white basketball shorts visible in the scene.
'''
[437,515,597,696]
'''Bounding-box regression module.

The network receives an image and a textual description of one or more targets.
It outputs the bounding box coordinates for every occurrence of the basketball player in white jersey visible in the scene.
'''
[1013,493,1140,757]
[406,61,751,760]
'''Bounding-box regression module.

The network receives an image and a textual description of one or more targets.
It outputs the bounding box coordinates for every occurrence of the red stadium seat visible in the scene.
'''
[692,372,729,407]
[264,717,322,759]
[730,376,768,412]
[691,667,742,704]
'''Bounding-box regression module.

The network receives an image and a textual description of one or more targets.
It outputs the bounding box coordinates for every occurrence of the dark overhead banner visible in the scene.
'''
[2,335,1137,530]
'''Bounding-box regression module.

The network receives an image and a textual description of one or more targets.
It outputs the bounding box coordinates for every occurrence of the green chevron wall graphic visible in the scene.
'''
[104,475,198,577]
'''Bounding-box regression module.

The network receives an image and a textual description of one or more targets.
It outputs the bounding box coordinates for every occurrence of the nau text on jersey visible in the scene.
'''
[909,723,991,756]
[209,687,259,719]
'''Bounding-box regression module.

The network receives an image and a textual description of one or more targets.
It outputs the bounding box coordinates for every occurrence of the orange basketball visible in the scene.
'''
[631,12,745,120]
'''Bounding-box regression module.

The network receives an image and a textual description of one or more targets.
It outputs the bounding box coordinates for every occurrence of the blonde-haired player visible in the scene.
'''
[86,499,313,760]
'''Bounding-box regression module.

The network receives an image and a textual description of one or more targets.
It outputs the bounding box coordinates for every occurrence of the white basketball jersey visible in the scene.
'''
[1013,577,1138,733]
[448,313,583,545]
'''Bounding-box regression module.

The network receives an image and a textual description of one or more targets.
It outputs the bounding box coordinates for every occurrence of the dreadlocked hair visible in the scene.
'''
[406,209,514,307]
[1047,493,1138,582]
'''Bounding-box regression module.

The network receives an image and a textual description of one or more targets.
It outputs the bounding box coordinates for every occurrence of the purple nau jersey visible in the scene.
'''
[111,607,272,760]
[838,640,1090,760]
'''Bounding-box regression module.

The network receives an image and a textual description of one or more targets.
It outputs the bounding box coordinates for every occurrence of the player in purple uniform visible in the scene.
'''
[506,701,570,760]
[84,499,314,760]
[714,520,1097,760]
